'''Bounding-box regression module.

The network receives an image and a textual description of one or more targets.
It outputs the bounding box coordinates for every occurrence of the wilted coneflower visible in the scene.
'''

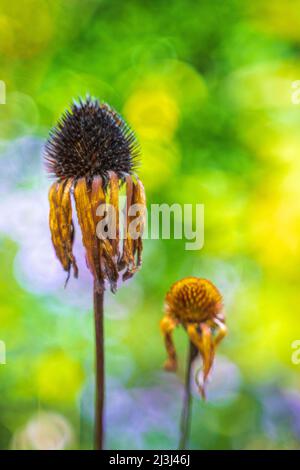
[44,97,146,450]
[160,277,227,449]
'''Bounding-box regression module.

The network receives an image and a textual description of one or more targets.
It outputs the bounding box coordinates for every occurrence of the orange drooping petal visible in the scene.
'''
[60,178,79,281]
[132,178,146,269]
[199,323,215,381]
[187,323,215,399]
[91,174,119,292]
[108,171,119,259]
[101,239,119,292]
[74,178,101,288]
[49,182,66,268]
[90,176,106,222]
[160,314,178,372]
[49,179,78,282]
[90,176,106,291]
[120,177,146,281]
[119,176,135,279]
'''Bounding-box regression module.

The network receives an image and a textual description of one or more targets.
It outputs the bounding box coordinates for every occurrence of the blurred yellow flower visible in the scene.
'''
[124,87,179,142]
[250,157,300,276]
[35,350,84,403]
[0,0,53,58]
[138,140,180,190]
[227,61,300,110]
[231,282,299,377]
[249,0,300,41]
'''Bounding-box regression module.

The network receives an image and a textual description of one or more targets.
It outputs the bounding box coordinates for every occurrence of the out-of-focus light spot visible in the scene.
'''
[0,136,43,193]
[81,375,180,449]
[122,61,207,192]
[248,0,300,41]
[105,350,135,382]
[231,282,299,376]
[106,285,143,321]
[124,88,179,142]
[162,60,207,111]
[261,388,300,444]
[124,60,206,143]
[0,304,21,328]
[170,172,247,255]
[0,0,53,58]
[226,61,300,110]
[193,258,241,311]
[130,37,178,66]
[0,92,40,139]
[105,376,181,449]
[0,188,68,293]
[139,140,180,190]
[252,198,300,270]
[11,412,74,450]
[250,158,300,275]
[0,15,16,56]
[259,131,300,164]
[35,350,84,403]
[0,189,49,247]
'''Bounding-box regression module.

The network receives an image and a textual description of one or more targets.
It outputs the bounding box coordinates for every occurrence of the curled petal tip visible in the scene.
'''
[109,282,117,294]
[122,268,137,282]
[64,271,71,289]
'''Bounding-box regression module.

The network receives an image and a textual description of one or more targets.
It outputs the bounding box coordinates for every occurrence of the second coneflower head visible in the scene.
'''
[160,277,227,398]
[44,97,146,293]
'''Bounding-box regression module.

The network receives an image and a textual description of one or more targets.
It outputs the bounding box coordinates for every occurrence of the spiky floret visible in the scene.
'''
[165,277,223,323]
[44,97,140,182]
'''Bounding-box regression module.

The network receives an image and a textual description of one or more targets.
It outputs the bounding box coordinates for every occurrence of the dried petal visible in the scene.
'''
[90,176,106,290]
[74,178,100,287]
[119,176,135,278]
[101,239,119,292]
[132,178,146,269]
[49,180,78,282]
[60,179,78,279]
[160,315,178,372]
[186,323,214,399]
[108,171,119,259]
[91,174,119,292]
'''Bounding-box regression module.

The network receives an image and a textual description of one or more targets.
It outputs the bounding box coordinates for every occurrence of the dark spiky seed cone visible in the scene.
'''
[44,97,140,181]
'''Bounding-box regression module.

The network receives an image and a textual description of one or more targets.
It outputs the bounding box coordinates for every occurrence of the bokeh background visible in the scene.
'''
[1,0,300,450]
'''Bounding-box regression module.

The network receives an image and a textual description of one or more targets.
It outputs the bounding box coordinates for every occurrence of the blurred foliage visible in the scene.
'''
[1,0,300,450]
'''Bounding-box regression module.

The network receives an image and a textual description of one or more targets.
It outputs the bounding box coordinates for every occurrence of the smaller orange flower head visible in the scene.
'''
[165,277,222,324]
[161,277,226,399]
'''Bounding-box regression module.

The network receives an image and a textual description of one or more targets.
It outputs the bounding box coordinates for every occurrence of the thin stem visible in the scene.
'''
[93,281,105,450]
[178,341,197,450]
